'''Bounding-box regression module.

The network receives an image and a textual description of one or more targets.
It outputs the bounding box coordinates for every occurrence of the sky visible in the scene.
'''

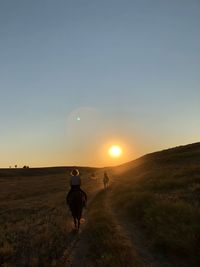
[0,0,200,168]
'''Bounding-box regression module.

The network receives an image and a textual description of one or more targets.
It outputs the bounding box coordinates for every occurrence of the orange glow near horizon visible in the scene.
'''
[97,138,132,166]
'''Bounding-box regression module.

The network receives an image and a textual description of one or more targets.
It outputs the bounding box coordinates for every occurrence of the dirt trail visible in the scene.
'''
[63,188,139,266]
[63,201,96,267]
[63,178,167,267]
[106,187,168,267]
[63,213,93,267]
[61,174,104,267]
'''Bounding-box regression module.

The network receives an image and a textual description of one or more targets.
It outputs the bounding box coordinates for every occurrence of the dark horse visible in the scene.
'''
[103,175,109,189]
[103,171,109,190]
[67,190,86,230]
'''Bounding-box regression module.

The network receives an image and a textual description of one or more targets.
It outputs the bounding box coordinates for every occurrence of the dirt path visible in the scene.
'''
[62,179,168,267]
[63,188,140,266]
[62,212,93,267]
[107,175,175,267]
[63,197,98,267]
[106,187,165,267]
[60,175,104,267]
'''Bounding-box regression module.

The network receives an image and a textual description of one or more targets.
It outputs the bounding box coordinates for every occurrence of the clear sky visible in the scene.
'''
[0,0,200,167]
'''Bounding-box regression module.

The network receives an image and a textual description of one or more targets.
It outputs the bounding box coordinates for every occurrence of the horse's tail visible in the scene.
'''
[68,190,84,216]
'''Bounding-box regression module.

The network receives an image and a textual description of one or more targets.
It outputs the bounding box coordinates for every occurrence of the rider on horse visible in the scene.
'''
[66,169,87,207]
[103,171,109,189]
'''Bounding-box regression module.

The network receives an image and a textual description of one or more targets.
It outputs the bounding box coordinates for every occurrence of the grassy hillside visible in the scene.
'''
[1,143,199,266]
[111,142,200,266]
[0,166,98,267]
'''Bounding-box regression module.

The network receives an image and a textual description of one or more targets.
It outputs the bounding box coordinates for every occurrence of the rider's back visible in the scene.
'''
[67,169,87,206]
[70,175,81,187]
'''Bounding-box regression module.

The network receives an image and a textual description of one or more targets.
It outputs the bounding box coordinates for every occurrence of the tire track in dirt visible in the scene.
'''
[103,187,143,267]
[106,183,171,267]
[77,187,142,267]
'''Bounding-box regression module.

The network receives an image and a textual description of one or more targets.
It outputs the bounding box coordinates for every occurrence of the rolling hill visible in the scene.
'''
[0,142,199,267]
[109,142,200,266]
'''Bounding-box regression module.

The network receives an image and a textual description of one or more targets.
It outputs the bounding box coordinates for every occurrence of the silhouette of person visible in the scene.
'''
[103,171,109,189]
[66,169,87,206]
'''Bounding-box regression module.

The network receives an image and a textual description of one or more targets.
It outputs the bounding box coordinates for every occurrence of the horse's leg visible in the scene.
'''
[77,208,83,230]
[73,217,77,229]
[78,218,80,230]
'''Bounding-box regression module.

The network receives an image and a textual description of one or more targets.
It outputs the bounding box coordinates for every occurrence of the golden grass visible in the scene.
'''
[0,167,98,267]
[111,143,200,267]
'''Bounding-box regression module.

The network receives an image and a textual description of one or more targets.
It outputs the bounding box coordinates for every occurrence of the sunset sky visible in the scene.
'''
[0,0,200,167]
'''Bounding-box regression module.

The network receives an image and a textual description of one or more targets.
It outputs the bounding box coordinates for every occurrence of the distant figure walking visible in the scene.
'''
[103,171,109,189]
[66,169,87,230]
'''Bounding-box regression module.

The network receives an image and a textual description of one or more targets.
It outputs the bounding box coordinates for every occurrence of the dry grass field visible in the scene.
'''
[0,167,99,267]
[1,143,199,267]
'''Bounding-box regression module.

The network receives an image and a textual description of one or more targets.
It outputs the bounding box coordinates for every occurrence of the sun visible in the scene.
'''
[108,145,122,158]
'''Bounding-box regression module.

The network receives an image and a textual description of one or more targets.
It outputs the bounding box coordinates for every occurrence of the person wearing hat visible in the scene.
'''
[66,168,87,206]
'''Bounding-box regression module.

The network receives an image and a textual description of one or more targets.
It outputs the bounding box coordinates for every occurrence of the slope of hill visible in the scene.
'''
[114,142,200,173]
[111,142,200,266]
[0,143,199,267]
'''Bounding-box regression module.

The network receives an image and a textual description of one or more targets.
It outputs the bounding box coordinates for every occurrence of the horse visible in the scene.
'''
[103,176,109,189]
[67,190,86,230]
